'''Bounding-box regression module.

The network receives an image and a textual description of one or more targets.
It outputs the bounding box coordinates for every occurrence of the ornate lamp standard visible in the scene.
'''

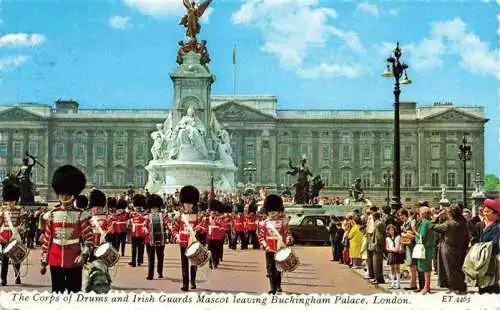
[382,42,412,213]
[383,170,392,209]
[458,135,472,209]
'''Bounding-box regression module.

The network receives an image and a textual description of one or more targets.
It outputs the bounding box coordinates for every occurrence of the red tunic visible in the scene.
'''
[0,207,24,244]
[245,214,257,232]
[207,216,225,240]
[112,210,129,233]
[143,212,169,246]
[130,212,147,238]
[224,216,232,231]
[171,213,205,248]
[41,205,95,268]
[89,207,109,245]
[233,214,245,232]
[258,218,292,253]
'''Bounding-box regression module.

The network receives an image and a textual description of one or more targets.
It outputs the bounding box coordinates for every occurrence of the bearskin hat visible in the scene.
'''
[116,199,128,210]
[132,194,146,208]
[89,189,106,208]
[2,175,20,202]
[263,194,283,212]
[208,199,224,213]
[179,185,200,204]
[146,194,163,209]
[52,165,86,196]
[75,195,89,209]
[107,197,117,209]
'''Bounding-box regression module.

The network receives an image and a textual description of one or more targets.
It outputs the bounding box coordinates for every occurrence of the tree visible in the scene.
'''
[484,174,500,191]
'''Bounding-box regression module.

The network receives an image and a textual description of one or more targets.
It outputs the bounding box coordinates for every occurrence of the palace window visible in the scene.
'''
[467,172,472,188]
[0,143,6,158]
[13,142,22,158]
[322,146,329,161]
[404,172,412,188]
[95,143,106,159]
[74,143,85,159]
[342,145,350,161]
[447,172,456,187]
[362,145,371,160]
[361,172,372,188]
[115,143,125,160]
[279,170,291,187]
[95,169,105,187]
[431,172,440,187]
[383,145,392,161]
[279,144,289,159]
[246,144,254,160]
[135,169,145,187]
[29,142,38,157]
[320,168,330,187]
[135,142,146,160]
[300,144,310,159]
[431,144,440,160]
[31,167,37,183]
[341,170,351,187]
[404,145,412,160]
[115,170,125,186]
[446,144,456,158]
[55,143,65,158]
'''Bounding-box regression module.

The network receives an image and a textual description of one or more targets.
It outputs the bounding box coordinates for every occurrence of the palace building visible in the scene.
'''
[0,98,487,205]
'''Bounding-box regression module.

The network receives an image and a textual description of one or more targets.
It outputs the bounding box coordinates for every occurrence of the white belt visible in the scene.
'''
[52,238,80,246]
[115,221,127,224]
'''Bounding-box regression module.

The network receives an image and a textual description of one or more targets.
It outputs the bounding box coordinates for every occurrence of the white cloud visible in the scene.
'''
[0,55,29,71]
[358,3,379,17]
[0,33,46,47]
[297,63,363,79]
[109,15,131,29]
[232,0,364,78]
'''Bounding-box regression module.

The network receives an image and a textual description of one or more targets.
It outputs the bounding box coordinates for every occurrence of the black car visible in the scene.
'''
[289,215,331,245]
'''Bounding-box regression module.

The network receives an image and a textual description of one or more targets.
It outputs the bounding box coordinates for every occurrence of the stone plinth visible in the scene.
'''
[145,160,237,195]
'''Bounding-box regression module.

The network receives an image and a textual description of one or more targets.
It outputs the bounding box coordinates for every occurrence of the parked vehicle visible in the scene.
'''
[288,214,331,245]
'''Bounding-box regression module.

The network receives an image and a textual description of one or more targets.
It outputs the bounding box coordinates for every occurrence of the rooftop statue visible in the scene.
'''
[179,0,213,43]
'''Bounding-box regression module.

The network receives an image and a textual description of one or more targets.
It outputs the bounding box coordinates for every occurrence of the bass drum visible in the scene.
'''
[275,247,300,272]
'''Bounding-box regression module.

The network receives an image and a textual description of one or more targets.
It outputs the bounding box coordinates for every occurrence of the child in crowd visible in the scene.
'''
[386,224,404,289]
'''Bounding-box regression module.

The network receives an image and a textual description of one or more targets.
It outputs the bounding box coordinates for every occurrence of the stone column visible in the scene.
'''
[6,129,13,173]
[417,129,423,190]
[353,131,360,178]
[312,131,319,173]
[255,132,262,184]
[269,132,277,185]
[373,131,382,186]
[66,129,74,166]
[86,130,94,186]
[127,130,134,185]
[291,130,299,160]
[106,130,114,185]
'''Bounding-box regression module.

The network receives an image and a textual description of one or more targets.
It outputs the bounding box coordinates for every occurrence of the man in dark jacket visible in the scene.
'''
[367,212,386,284]
[328,216,338,261]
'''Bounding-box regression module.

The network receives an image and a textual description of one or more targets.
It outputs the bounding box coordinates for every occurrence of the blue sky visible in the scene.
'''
[0,0,498,174]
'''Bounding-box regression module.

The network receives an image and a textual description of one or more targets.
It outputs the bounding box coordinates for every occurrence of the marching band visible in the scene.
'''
[0,164,299,294]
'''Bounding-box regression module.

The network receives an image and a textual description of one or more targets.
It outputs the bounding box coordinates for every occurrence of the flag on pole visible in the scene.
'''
[232,44,237,65]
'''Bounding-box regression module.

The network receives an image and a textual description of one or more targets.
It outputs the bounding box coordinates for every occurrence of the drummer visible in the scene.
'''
[258,194,293,294]
[206,199,225,269]
[0,176,23,286]
[40,165,96,293]
[89,189,109,247]
[143,194,169,279]
[171,185,205,291]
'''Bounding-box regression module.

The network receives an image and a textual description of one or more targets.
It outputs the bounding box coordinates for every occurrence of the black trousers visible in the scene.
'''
[146,245,164,278]
[247,230,259,249]
[26,228,36,248]
[180,246,197,289]
[117,232,127,255]
[225,231,231,245]
[333,241,343,261]
[367,250,385,283]
[50,266,82,293]
[265,251,281,291]
[231,231,245,249]
[0,254,21,283]
[130,237,145,265]
[208,239,223,268]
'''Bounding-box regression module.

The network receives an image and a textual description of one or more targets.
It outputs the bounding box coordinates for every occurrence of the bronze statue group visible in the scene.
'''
[0,164,299,294]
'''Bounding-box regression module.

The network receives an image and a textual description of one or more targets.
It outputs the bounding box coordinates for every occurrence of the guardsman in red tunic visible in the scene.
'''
[112,199,128,256]
[258,194,293,294]
[171,185,205,291]
[0,176,24,286]
[232,209,246,250]
[206,199,226,269]
[40,165,95,293]
[89,189,108,246]
[245,204,259,249]
[143,194,169,279]
[224,213,232,246]
[129,194,147,267]
[105,197,117,244]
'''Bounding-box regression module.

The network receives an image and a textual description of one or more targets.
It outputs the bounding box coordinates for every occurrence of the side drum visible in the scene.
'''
[94,243,120,267]
[275,247,300,272]
[3,239,28,265]
[185,242,210,267]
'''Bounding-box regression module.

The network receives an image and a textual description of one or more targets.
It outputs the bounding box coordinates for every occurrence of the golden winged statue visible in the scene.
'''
[179,0,213,42]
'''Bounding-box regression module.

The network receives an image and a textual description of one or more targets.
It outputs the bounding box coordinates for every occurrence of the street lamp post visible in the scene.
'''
[383,170,392,209]
[458,135,472,209]
[383,42,412,213]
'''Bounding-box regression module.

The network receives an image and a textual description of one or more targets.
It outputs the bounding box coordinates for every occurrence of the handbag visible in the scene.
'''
[412,234,426,259]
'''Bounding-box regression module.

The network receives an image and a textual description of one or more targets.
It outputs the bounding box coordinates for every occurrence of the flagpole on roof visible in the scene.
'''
[232,43,237,99]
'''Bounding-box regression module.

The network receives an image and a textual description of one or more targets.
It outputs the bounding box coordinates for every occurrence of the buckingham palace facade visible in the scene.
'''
[0,97,488,204]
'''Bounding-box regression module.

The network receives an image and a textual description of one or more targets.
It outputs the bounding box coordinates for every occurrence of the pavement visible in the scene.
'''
[0,245,383,294]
